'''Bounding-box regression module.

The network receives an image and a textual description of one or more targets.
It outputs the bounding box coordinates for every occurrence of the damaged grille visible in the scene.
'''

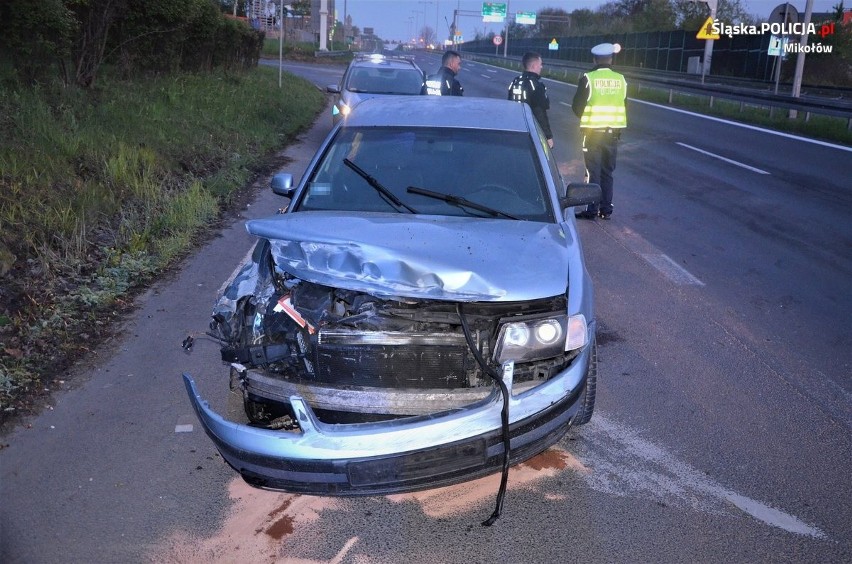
[316,330,475,388]
[215,274,573,396]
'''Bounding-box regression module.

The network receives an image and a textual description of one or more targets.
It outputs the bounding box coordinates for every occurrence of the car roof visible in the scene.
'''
[349,54,420,71]
[342,96,531,132]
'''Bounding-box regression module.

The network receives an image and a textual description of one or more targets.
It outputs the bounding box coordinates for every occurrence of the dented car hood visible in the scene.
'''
[246,211,573,301]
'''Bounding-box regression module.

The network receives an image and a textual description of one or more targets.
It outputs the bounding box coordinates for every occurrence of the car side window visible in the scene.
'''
[534,119,564,197]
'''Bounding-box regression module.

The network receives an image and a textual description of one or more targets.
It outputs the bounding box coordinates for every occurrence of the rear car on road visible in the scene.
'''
[327,53,425,123]
[184,96,601,497]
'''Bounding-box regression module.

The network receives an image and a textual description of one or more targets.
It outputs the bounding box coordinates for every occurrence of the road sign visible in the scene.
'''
[516,11,536,25]
[492,35,503,46]
[769,3,798,24]
[696,17,720,40]
[482,2,507,23]
[768,35,788,56]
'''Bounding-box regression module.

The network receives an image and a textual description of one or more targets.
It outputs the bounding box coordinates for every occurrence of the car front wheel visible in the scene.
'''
[572,339,597,426]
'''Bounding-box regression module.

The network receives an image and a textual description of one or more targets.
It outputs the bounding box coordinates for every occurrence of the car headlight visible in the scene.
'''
[493,314,587,364]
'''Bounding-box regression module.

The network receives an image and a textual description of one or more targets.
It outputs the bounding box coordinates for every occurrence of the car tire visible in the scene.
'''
[573,339,597,426]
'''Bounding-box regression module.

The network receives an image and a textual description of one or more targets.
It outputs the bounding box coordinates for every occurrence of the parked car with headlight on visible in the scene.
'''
[327,53,425,123]
[183,96,601,498]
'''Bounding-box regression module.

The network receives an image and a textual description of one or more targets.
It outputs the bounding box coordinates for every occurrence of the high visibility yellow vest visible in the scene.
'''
[580,68,627,129]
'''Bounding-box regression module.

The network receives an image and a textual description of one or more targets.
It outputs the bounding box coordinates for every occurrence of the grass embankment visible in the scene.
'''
[0,66,325,421]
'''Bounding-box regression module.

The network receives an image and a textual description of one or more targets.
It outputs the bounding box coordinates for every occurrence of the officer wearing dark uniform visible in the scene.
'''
[572,43,627,220]
[508,52,553,148]
[425,50,464,96]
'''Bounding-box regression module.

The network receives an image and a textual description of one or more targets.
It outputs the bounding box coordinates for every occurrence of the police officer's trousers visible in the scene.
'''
[581,129,620,216]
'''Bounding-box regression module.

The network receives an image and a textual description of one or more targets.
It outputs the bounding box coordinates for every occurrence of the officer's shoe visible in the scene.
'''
[575,210,598,220]
[598,211,612,220]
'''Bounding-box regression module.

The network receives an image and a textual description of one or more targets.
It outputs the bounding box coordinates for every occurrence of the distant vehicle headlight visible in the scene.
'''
[494,314,587,364]
[340,103,351,116]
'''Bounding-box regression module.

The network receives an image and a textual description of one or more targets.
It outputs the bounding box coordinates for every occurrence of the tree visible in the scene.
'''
[805,1,851,86]
[673,0,707,30]
[289,0,311,16]
[420,25,436,45]
[535,7,573,38]
[507,20,535,40]
[673,0,755,30]
[0,0,78,84]
[831,0,846,21]
[715,0,754,23]
[567,8,606,36]
[632,0,677,31]
[68,0,128,87]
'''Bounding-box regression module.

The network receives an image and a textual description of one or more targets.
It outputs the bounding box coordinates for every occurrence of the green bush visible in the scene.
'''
[0,0,264,87]
[0,0,77,84]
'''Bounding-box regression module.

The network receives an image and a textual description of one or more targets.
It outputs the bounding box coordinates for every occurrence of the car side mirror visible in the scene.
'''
[327,84,341,94]
[560,182,602,210]
[271,173,295,197]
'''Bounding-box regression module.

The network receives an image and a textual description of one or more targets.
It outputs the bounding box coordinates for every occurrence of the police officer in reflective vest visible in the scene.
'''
[425,50,464,96]
[572,42,627,220]
[508,52,553,148]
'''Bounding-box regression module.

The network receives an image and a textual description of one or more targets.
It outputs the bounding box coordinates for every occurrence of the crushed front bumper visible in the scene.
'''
[183,342,592,496]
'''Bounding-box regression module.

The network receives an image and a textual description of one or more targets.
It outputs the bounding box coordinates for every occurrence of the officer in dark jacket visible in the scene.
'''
[425,50,464,96]
[508,52,553,148]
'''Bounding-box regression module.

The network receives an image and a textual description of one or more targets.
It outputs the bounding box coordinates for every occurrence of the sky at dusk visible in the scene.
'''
[337,0,842,42]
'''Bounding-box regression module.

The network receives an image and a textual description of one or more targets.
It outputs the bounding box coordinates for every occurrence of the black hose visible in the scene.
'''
[457,303,511,527]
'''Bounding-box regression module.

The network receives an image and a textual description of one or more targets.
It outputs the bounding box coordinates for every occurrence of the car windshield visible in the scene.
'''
[346,68,424,94]
[297,127,553,221]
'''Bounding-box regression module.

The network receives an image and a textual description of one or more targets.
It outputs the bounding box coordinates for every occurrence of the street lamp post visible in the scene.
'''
[689,0,717,83]
[419,1,433,45]
[278,3,293,87]
[789,0,815,118]
[412,10,424,45]
[503,0,510,57]
[319,0,328,51]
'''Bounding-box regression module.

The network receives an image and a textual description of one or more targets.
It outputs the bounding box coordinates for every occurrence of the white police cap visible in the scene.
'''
[591,43,622,57]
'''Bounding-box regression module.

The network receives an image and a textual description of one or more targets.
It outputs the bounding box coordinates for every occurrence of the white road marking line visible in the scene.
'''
[641,253,705,286]
[581,415,828,539]
[607,226,704,286]
[676,142,770,175]
[633,99,852,152]
[175,424,193,433]
[330,537,360,564]
[480,74,492,79]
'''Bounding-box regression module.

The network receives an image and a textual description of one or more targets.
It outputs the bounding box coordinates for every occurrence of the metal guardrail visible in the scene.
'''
[464,52,852,128]
[314,50,351,58]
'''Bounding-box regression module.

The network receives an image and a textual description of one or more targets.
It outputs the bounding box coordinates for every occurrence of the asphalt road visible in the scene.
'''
[1,54,849,563]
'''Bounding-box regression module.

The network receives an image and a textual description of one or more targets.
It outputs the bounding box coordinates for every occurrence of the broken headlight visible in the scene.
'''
[493,314,587,364]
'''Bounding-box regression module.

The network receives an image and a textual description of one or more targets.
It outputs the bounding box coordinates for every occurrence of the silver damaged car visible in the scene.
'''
[183,96,601,508]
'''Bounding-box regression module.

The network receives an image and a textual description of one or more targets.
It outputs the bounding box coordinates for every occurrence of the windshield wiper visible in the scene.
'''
[406,186,519,220]
[343,158,418,214]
